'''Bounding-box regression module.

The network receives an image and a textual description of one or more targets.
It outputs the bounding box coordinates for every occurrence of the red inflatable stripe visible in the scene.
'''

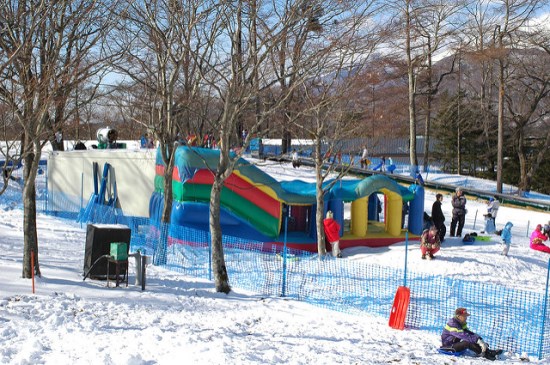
[156,165,182,182]
[188,169,280,219]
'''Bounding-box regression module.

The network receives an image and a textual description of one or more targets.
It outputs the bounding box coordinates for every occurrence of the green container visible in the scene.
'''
[110,242,128,261]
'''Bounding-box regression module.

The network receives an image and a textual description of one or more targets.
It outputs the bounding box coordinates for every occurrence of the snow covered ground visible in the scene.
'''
[1,160,550,364]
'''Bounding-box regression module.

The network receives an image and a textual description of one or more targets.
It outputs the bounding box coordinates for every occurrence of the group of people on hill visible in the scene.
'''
[323,181,549,260]
[421,187,470,260]
[424,187,517,259]
[426,186,550,259]
[359,146,392,172]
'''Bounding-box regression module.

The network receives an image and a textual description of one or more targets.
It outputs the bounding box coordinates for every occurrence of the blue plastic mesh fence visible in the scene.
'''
[7,187,548,360]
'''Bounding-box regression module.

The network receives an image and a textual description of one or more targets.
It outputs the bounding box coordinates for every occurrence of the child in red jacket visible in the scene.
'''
[323,210,342,258]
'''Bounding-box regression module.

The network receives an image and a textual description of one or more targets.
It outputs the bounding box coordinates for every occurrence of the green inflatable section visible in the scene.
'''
[156,173,280,237]
[175,181,280,237]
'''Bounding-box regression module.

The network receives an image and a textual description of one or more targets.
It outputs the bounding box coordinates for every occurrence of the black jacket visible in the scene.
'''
[431,200,445,225]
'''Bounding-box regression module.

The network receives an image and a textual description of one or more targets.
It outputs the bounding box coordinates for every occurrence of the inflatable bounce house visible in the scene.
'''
[150,147,424,252]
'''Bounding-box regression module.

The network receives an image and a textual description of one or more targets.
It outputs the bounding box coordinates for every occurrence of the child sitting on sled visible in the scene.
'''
[441,308,502,361]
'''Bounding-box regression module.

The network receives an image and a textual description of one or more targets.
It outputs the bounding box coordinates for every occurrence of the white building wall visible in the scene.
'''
[47,149,156,217]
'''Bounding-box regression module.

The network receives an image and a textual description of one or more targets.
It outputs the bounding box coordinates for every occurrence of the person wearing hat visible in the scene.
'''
[530,224,550,253]
[323,210,342,258]
[441,308,502,361]
[450,187,467,237]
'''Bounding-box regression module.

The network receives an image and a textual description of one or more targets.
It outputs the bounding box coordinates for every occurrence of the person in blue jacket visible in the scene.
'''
[500,221,513,256]
[441,308,501,361]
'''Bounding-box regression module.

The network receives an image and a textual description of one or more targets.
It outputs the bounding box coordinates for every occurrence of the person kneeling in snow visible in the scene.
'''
[530,224,550,253]
[441,308,501,361]
[500,222,513,256]
[420,225,440,260]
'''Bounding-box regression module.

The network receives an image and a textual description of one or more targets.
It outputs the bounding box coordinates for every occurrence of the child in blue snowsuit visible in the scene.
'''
[500,221,513,256]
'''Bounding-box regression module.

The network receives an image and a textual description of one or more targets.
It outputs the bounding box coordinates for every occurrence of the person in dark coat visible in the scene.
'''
[441,308,501,361]
[431,193,446,242]
[450,187,467,237]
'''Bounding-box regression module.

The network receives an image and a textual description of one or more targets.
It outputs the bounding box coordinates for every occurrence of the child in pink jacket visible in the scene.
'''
[530,224,550,253]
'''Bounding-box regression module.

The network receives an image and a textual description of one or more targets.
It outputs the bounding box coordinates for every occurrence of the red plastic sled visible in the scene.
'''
[389,286,410,330]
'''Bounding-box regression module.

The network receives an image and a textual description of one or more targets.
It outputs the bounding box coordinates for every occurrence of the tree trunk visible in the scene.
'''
[408,69,417,171]
[22,146,40,278]
[154,143,175,266]
[210,176,231,294]
[405,2,418,172]
[314,139,327,256]
[422,96,432,172]
[161,162,174,223]
[282,125,291,155]
[496,28,505,194]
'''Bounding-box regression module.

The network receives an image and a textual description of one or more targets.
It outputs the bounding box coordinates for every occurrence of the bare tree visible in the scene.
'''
[490,0,544,193]
[414,0,463,171]
[274,0,327,154]
[505,50,550,194]
[110,0,219,250]
[288,3,383,255]
[462,0,501,175]
[0,107,23,194]
[0,0,115,278]
[387,0,462,173]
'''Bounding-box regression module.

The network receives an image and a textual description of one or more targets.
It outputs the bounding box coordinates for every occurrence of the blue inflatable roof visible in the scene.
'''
[162,147,416,204]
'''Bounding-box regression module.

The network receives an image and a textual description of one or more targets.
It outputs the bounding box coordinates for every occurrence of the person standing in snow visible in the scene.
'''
[483,196,500,234]
[530,224,550,253]
[420,225,440,260]
[360,146,369,169]
[450,187,467,238]
[291,149,301,168]
[431,194,446,242]
[543,220,550,238]
[441,308,502,361]
[323,210,342,258]
[500,221,513,256]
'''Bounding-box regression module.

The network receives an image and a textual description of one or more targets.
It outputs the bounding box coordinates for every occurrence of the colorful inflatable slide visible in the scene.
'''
[150,147,424,252]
